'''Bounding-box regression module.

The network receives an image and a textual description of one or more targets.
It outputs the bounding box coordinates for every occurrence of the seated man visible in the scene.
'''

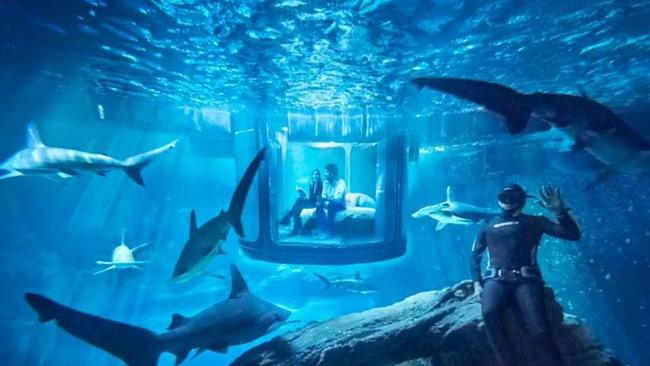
[279,168,323,236]
[314,163,347,236]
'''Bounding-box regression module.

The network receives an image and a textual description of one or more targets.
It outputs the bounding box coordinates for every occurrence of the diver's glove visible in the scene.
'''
[537,185,568,214]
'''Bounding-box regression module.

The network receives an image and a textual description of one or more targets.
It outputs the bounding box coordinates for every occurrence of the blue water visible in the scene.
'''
[1,1,649,365]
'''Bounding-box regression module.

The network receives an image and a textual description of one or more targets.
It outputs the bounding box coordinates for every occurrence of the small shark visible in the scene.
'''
[172,148,265,282]
[94,229,150,275]
[313,271,377,295]
[25,264,292,366]
[412,186,498,231]
[412,77,650,190]
[0,122,177,186]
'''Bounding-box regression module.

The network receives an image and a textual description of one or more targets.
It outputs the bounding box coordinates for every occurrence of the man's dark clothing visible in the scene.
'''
[471,210,580,366]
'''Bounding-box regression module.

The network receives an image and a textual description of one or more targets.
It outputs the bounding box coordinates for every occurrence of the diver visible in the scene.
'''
[471,184,581,366]
[279,168,323,236]
[314,163,347,237]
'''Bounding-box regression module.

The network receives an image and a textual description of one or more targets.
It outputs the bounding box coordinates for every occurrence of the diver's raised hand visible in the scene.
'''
[538,185,566,214]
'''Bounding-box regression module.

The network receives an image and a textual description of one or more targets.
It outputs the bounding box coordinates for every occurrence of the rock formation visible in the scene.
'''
[231,281,623,366]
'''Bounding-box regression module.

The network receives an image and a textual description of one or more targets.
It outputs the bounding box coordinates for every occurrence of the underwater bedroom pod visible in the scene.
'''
[235,109,407,264]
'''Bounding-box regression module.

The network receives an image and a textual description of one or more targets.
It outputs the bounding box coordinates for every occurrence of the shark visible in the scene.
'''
[0,122,177,186]
[411,77,650,190]
[94,229,150,275]
[412,186,498,231]
[172,148,265,282]
[25,264,292,366]
[313,271,377,295]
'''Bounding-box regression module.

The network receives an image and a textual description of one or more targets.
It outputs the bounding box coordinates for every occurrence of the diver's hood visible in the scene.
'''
[497,184,534,211]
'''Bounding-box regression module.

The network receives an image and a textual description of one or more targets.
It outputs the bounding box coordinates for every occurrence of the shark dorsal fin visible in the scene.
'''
[189,210,198,237]
[26,122,45,148]
[446,186,454,202]
[355,271,361,280]
[167,313,189,330]
[228,264,249,299]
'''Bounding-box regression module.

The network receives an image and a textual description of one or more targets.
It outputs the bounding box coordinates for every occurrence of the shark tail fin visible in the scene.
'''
[313,273,331,289]
[25,293,161,366]
[226,148,266,237]
[411,77,532,134]
[122,140,178,186]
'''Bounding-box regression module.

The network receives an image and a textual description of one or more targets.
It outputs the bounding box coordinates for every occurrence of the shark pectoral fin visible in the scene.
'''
[130,242,151,253]
[172,348,191,366]
[167,313,189,330]
[93,265,116,275]
[56,172,75,179]
[584,168,617,191]
[202,271,225,280]
[192,344,228,360]
[435,222,448,231]
[59,169,79,176]
[96,261,114,265]
[0,170,23,180]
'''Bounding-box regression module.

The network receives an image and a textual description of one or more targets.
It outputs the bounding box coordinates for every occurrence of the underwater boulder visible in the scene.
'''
[231,281,622,366]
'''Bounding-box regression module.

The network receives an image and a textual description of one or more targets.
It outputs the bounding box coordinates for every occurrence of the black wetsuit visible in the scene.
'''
[471,210,580,366]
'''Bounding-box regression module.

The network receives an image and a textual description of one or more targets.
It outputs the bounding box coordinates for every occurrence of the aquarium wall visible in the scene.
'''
[1,1,649,366]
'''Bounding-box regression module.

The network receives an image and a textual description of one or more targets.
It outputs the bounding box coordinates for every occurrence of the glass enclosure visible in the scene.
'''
[237,110,406,264]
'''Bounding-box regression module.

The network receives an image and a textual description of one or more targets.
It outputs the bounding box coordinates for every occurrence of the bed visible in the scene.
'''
[299,193,377,236]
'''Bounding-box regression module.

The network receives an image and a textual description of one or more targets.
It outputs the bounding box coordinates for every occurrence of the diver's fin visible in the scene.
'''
[446,185,454,202]
[189,210,198,237]
[122,140,178,187]
[226,148,266,237]
[93,265,117,275]
[313,273,331,289]
[435,222,448,231]
[411,77,532,134]
[355,271,361,280]
[228,264,250,299]
[167,313,189,330]
[26,122,45,148]
[25,293,160,366]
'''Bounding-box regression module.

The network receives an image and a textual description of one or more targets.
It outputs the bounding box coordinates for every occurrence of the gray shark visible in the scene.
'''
[25,264,291,366]
[314,271,377,295]
[412,77,650,190]
[0,122,177,186]
[412,186,498,231]
[172,148,265,282]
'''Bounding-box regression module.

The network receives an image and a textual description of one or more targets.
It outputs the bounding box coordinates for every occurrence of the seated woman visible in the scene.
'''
[315,163,347,237]
[279,169,323,236]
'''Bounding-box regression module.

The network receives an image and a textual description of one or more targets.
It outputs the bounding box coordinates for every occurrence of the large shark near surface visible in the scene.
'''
[412,77,650,190]
[0,122,177,186]
[25,264,291,366]
[172,148,265,282]
[412,186,498,231]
